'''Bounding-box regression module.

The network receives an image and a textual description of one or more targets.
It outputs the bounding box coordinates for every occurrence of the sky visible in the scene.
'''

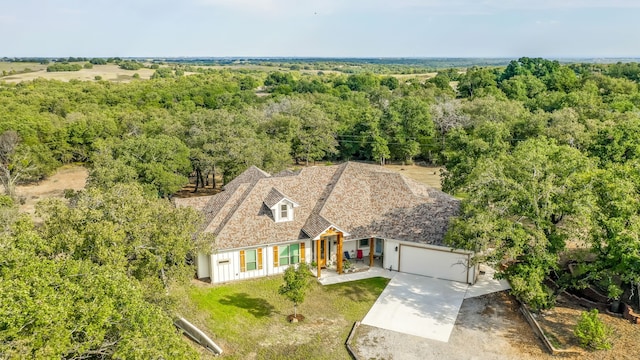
[1,0,639,58]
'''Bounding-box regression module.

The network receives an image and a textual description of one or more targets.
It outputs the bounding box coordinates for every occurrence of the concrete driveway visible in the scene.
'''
[361,272,469,342]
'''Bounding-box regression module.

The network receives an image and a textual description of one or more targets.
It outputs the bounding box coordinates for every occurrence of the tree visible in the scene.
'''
[587,163,640,309]
[0,216,198,359]
[36,183,209,290]
[446,138,594,310]
[0,131,23,198]
[458,67,498,98]
[0,131,56,199]
[430,99,471,159]
[91,135,191,197]
[273,101,338,166]
[279,262,311,319]
[381,97,434,163]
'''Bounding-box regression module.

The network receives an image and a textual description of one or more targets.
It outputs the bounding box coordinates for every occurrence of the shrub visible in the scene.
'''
[94,75,102,81]
[46,63,82,72]
[574,309,612,350]
[90,58,107,65]
[119,61,143,71]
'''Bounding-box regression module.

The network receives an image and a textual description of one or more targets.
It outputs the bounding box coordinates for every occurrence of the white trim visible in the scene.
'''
[312,225,351,240]
[272,199,296,222]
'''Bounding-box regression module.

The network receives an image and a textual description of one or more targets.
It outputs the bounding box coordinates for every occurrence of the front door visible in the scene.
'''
[318,238,327,268]
[376,238,383,255]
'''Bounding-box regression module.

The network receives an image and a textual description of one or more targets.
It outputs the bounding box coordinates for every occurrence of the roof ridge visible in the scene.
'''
[223,165,270,191]
[317,162,349,215]
[301,162,349,238]
[212,180,260,235]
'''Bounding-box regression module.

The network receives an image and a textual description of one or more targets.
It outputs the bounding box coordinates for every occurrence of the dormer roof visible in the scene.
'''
[263,187,299,209]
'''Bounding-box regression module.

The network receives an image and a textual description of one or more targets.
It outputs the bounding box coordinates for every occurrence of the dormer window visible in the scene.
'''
[264,187,299,223]
[274,200,294,222]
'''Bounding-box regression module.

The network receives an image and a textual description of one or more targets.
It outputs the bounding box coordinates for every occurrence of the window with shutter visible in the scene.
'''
[300,242,305,262]
[257,248,263,270]
[243,250,258,271]
[278,243,302,266]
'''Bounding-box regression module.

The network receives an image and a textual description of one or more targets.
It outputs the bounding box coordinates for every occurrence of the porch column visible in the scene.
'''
[337,233,343,274]
[316,239,321,278]
[369,237,374,267]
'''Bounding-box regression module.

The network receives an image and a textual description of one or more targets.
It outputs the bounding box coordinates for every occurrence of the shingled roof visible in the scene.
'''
[180,162,460,250]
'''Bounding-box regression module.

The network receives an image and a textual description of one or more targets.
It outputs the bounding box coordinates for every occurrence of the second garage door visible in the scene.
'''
[399,244,473,283]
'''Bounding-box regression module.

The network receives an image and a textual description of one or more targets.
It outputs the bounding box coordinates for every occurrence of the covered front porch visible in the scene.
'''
[312,227,384,279]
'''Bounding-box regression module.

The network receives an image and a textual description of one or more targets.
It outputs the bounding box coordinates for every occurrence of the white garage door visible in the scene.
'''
[399,244,471,283]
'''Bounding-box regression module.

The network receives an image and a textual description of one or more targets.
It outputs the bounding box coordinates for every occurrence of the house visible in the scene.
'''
[175,162,478,285]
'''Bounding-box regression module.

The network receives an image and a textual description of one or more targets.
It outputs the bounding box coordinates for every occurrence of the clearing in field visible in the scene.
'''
[384,164,443,189]
[14,165,88,214]
[0,63,156,83]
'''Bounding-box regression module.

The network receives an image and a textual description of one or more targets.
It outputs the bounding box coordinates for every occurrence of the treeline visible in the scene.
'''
[2,58,640,358]
[442,57,640,311]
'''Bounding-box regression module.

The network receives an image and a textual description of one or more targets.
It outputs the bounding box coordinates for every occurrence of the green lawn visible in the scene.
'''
[185,276,389,359]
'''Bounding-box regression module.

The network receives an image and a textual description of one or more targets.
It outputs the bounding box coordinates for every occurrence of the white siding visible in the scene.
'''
[196,252,210,279]
[399,243,475,284]
[384,240,400,271]
[343,240,357,258]
[207,240,312,284]
[211,251,235,283]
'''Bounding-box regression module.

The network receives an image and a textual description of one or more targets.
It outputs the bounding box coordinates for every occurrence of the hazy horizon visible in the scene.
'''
[2,1,639,58]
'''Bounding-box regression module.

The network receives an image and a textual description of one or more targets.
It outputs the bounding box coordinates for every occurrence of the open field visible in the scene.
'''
[14,165,88,214]
[384,164,443,189]
[0,62,48,74]
[0,63,156,83]
[181,276,388,360]
[391,72,438,80]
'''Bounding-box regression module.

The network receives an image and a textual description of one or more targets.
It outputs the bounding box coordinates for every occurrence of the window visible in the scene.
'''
[280,204,288,219]
[273,243,305,267]
[246,250,257,271]
[359,239,370,247]
[240,248,263,272]
[279,244,300,266]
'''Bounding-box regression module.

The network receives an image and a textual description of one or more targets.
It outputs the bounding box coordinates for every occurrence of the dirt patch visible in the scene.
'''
[536,294,640,360]
[15,165,88,214]
[353,291,547,360]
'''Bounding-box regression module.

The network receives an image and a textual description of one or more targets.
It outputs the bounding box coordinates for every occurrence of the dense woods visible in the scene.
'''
[3,57,640,356]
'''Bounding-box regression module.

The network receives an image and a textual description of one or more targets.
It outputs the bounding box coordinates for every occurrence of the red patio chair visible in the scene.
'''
[356,249,364,263]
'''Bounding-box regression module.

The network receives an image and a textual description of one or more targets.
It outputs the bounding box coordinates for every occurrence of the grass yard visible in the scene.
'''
[184,276,389,360]
[384,164,443,189]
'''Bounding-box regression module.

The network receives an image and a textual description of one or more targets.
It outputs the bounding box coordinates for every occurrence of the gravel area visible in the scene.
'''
[353,291,547,360]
